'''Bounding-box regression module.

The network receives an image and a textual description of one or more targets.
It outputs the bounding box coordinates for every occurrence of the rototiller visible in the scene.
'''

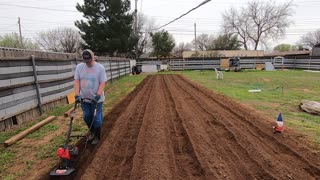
[50,98,97,176]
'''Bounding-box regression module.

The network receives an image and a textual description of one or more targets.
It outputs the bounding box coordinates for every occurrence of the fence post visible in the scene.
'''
[109,60,113,83]
[118,60,120,79]
[74,58,78,74]
[31,55,43,115]
[309,57,311,70]
[127,60,129,75]
[125,60,127,76]
[202,57,205,71]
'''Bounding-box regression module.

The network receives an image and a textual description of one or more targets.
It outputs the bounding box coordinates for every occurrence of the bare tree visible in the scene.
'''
[222,8,251,50]
[173,42,193,57]
[299,29,320,49]
[222,0,294,50]
[37,27,82,53]
[192,33,215,51]
[135,13,158,57]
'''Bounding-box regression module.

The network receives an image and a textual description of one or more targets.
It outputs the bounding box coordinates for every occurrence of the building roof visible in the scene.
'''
[314,43,320,48]
[182,50,265,58]
[265,51,311,57]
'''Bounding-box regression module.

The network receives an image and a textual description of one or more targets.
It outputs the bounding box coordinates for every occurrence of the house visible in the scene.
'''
[182,50,265,58]
[311,43,320,56]
[265,50,311,57]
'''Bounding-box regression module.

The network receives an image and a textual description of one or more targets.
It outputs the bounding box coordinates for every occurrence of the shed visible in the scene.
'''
[142,64,158,73]
[311,43,320,56]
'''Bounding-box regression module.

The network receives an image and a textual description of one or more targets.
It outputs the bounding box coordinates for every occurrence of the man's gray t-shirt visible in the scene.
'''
[74,62,107,103]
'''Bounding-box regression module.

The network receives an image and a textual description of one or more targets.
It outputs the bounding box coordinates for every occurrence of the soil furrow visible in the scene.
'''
[174,75,320,178]
[129,75,178,179]
[77,76,155,179]
[69,74,320,180]
[167,75,275,179]
[162,75,207,179]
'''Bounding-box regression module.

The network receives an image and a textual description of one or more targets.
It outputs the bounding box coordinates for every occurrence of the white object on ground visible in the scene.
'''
[300,100,320,115]
[248,89,262,93]
[265,62,275,71]
[303,70,320,73]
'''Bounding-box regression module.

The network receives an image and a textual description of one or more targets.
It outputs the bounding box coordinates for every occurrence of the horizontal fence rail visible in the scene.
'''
[138,57,320,71]
[239,58,320,70]
[169,58,220,70]
[0,48,133,131]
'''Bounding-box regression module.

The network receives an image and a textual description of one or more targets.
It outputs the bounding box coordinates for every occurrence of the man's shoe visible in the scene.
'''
[88,132,95,141]
[95,127,101,139]
[91,137,99,145]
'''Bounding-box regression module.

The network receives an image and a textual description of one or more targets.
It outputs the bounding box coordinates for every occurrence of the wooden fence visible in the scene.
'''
[168,58,220,70]
[0,48,132,131]
[166,57,320,70]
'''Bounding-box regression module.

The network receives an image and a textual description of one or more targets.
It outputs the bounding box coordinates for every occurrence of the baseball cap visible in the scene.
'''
[82,49,94,63]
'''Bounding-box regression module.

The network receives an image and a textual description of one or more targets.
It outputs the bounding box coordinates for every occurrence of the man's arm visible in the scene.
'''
[97,81,106,96]
[74,80,80,96]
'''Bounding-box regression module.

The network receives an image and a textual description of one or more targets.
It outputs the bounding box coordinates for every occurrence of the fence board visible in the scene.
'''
[0,76,34,88]
[37,71,73,81]
[36,64,72,71]
[41,85,73,98]
[40,81,73,94]
[0,84,34,98]
[0,95,37,111]
[0,59,32,67]
[2,99,38,120]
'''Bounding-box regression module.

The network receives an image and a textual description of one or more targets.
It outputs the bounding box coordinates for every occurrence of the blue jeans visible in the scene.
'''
[81,102,103,129]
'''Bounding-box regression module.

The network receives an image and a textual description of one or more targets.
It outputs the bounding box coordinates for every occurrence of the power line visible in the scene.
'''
[155,0,212,30]
[0,16,77,24]
[0,3,78,12]
[143,15,320,22]
[2,0,43,3]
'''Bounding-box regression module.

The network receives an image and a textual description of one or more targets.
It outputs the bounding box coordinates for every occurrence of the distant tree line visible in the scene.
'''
[1,0,320,57]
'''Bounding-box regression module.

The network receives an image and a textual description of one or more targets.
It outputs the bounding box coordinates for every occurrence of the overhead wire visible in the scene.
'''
[2,0,44,3]
[154,0,212,30]
[0,3,78,12]
[0,0,319,42]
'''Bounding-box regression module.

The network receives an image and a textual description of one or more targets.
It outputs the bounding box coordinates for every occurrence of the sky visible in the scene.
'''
[0,0,320,51]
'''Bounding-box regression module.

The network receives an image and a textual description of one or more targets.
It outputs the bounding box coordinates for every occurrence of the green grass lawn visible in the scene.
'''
[178,70,320,144]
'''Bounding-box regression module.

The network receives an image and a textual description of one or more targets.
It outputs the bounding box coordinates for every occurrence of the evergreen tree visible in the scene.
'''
[75,0,136,56]
[151,30,175,58]
[274,44,294,52]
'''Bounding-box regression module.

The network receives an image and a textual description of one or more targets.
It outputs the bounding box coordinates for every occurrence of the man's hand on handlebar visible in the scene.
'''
[75,95,81,103]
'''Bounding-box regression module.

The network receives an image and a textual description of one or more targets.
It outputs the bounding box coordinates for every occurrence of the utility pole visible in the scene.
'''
[18,17,23,48]
[194,23,197,51]
[135,0,138,60]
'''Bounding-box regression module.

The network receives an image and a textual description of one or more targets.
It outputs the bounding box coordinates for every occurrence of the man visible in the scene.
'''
[74,49,107,145]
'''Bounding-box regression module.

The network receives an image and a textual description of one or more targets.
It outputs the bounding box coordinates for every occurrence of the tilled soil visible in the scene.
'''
[73,74,320,179]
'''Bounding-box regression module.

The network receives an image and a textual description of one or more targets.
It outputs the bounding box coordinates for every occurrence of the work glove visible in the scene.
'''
[75,95,81,103]
[93,95,100,103]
